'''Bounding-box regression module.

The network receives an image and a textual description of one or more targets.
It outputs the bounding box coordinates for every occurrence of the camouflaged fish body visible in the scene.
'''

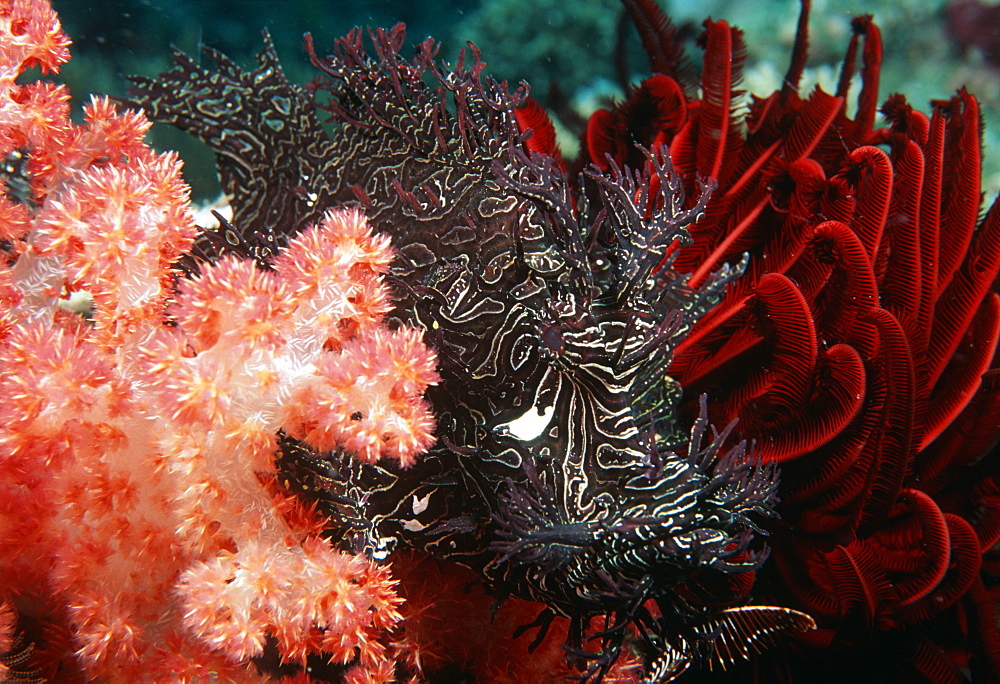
[128,25,811,680]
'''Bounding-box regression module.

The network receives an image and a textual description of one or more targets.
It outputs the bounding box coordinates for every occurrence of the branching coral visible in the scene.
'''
[0,0,438,679]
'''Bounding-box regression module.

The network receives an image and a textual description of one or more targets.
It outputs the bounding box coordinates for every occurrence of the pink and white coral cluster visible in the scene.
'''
[0,0,438,679]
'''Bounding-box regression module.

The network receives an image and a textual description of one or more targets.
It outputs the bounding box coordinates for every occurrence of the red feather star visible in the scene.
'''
[560,0,1000,679]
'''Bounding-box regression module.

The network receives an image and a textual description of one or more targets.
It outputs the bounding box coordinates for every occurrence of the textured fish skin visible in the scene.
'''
[127,26,809,679]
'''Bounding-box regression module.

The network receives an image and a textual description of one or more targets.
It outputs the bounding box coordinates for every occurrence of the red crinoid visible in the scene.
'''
[576,0,1000,679]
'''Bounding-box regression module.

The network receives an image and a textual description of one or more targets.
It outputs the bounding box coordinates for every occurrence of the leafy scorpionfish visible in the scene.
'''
[127,17,813,682]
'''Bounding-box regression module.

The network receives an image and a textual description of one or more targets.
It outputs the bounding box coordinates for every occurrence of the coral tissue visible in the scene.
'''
[0,0,437,679]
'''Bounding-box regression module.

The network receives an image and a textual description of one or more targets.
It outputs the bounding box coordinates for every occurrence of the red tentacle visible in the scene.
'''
[779,87,843,165]
[855,308,915,534]
[789,220,878,340]
[917,369,1000,485]
[921,293,1000,457]
[771,539,843,618]
[619,0,694,90]
[911,636,968,684]
[936,90,983,295]
[731,273,817,413]
[927,196,1000,387]
[514,96,563,165]
[879,136,925,332]
[917,109,945,340]
[884,489,950,607]
[748,343,866,462]
[880,93,930,147]
[824,541,888,633]
[780,0,812,99]
[838,146,892,262]
[900,513,981,624]
[694,19,747,184]
[849,15,882,142]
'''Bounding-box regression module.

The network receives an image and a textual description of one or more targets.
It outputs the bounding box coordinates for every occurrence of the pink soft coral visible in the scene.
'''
[0,1,439,679]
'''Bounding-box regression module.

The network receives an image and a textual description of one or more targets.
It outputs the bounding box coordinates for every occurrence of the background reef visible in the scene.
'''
[50,0,1000,201]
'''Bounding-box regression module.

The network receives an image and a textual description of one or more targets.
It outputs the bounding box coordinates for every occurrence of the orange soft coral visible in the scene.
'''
[0,2,439,679]
[148,208,438,472]
[177,537,403,667]
[0,0,70,243]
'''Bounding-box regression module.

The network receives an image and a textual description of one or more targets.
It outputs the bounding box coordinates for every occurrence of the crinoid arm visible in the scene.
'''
[645,606,817,683]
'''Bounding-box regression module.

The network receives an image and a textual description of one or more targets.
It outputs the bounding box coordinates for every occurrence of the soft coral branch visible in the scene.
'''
[0,1,438,679]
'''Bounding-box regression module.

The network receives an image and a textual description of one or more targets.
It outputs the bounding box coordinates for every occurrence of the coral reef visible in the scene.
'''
[1,0,999,681]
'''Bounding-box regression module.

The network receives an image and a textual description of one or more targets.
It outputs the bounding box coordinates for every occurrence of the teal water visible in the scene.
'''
[49,0,1000,199]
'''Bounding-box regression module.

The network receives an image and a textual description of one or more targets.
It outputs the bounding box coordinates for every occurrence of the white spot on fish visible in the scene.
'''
[412,491,432,515]
[497,402,555,442]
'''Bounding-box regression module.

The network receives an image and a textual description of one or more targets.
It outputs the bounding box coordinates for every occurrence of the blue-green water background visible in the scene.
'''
[48,0,1000,201]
